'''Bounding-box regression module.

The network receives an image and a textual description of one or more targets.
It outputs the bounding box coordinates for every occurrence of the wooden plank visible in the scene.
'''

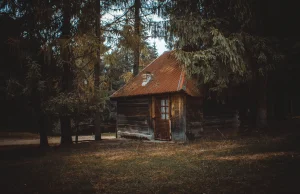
[116,101,118,138]
[168,94,172,140]
[118,115,149,120]
[117,98,149,103]
[116,96,152,139]
[151,96,155,119]
[183,94,186,141]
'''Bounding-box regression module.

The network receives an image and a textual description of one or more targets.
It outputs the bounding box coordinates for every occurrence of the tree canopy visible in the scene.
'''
[1,0,299,144]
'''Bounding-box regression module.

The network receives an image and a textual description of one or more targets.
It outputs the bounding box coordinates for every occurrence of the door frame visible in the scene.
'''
[152,95,172,140]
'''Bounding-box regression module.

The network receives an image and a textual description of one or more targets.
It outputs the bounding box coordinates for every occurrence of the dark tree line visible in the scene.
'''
[157,0,300,129]
[1,0,159,146]
[1,0,300,146]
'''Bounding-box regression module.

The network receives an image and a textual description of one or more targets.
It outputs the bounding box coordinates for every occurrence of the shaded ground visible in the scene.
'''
[0,129,300,194]
[0,133,116,146]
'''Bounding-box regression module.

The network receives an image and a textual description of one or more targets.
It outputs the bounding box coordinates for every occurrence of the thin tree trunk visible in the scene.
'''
[94,0,102,140]
[60,116,72,144]
[32,87,49,147]
[133,0,141,76]
[256,75,268,129]
[39,113,49,147]
[34,100,49,147]
[125,12,130,72]
[75,117,79,144]
[60,0,73,144]
[248,58,258,130]
[249,79,257,130]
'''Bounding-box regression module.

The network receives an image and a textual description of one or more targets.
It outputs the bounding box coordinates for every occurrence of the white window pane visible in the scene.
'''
[161,114,165,119]
[142,73,152,86]
[166,99,169,105]
[161,107,165,113]
[146,75,151,82]
[161,99,165,106]
[165,107,169,113]
[165,114,169,119]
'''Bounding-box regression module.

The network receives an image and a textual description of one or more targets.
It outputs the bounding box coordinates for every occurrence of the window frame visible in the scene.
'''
[142,73,152,86]
[160,99,169,120]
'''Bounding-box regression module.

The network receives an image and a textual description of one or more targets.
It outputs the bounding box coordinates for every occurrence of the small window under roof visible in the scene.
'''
[142,72,152,86]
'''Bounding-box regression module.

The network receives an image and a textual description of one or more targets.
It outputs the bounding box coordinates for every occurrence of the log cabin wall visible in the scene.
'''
[170,93,186,141]
[186,96,204,139]
[116,97,153,139]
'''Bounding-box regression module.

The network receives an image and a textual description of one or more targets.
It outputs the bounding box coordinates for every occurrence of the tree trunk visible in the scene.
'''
[75,118,79,144]
[60,116,72,144]
[94,0,102,140]
[249,82,257,130]
[94,112,101,140]
[256,75,268,129]
[32,89,49,147]
[60,0,73,145]
[39,113,49,147]
[133,0,141,76]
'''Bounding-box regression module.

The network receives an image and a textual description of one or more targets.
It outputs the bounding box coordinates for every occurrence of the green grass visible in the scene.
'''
[0,133,300,194]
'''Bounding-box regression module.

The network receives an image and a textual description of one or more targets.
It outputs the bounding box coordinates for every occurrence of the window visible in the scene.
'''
[142,73,152,86]
[161,99,169,119]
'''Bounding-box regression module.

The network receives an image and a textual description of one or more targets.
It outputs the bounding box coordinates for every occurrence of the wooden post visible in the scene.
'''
[168,94,172,140]
[183,94,187,141]
[115,101,118,138]
[75,123,79,144]
[151,96,156,139]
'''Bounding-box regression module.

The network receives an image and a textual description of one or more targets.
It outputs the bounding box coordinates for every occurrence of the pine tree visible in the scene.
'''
[161,0,283,128]
[110,0,162,75]
[1,0,60,147]
[94,0,102,140]
[59,0,74,144]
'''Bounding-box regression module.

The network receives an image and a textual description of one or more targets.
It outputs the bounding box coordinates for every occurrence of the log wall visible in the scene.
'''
[115,94,240,141]
[116,97,153,139]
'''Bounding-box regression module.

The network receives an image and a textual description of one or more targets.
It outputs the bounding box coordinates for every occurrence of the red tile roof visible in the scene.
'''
[110,51,202,98]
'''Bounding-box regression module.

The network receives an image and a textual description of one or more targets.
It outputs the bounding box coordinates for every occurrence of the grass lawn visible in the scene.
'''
[0,133,300,194]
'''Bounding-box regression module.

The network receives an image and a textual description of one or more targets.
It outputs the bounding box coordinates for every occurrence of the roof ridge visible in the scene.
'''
[138,51,170,74]
[110,51,170,98]
[110,50,202,98]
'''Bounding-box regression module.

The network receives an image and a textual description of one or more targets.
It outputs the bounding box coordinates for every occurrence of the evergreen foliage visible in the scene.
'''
[2,0,298,140]
[159,0,283,91]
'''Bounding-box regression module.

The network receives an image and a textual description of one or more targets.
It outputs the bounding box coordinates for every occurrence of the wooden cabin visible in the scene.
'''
[110,51,239,141]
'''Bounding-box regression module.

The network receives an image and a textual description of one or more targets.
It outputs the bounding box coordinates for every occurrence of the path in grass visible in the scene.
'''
[0,133,300,194]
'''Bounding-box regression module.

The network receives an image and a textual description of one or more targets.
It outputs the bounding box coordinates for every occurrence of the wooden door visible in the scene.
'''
[154,96,171,140]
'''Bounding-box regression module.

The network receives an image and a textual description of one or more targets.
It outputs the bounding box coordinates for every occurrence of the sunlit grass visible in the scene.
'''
[1,134,300,194]
[101,132,116,137]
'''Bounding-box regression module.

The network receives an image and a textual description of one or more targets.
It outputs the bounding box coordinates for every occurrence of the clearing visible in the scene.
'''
[0,131,300,194]
[0,132,115,146]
